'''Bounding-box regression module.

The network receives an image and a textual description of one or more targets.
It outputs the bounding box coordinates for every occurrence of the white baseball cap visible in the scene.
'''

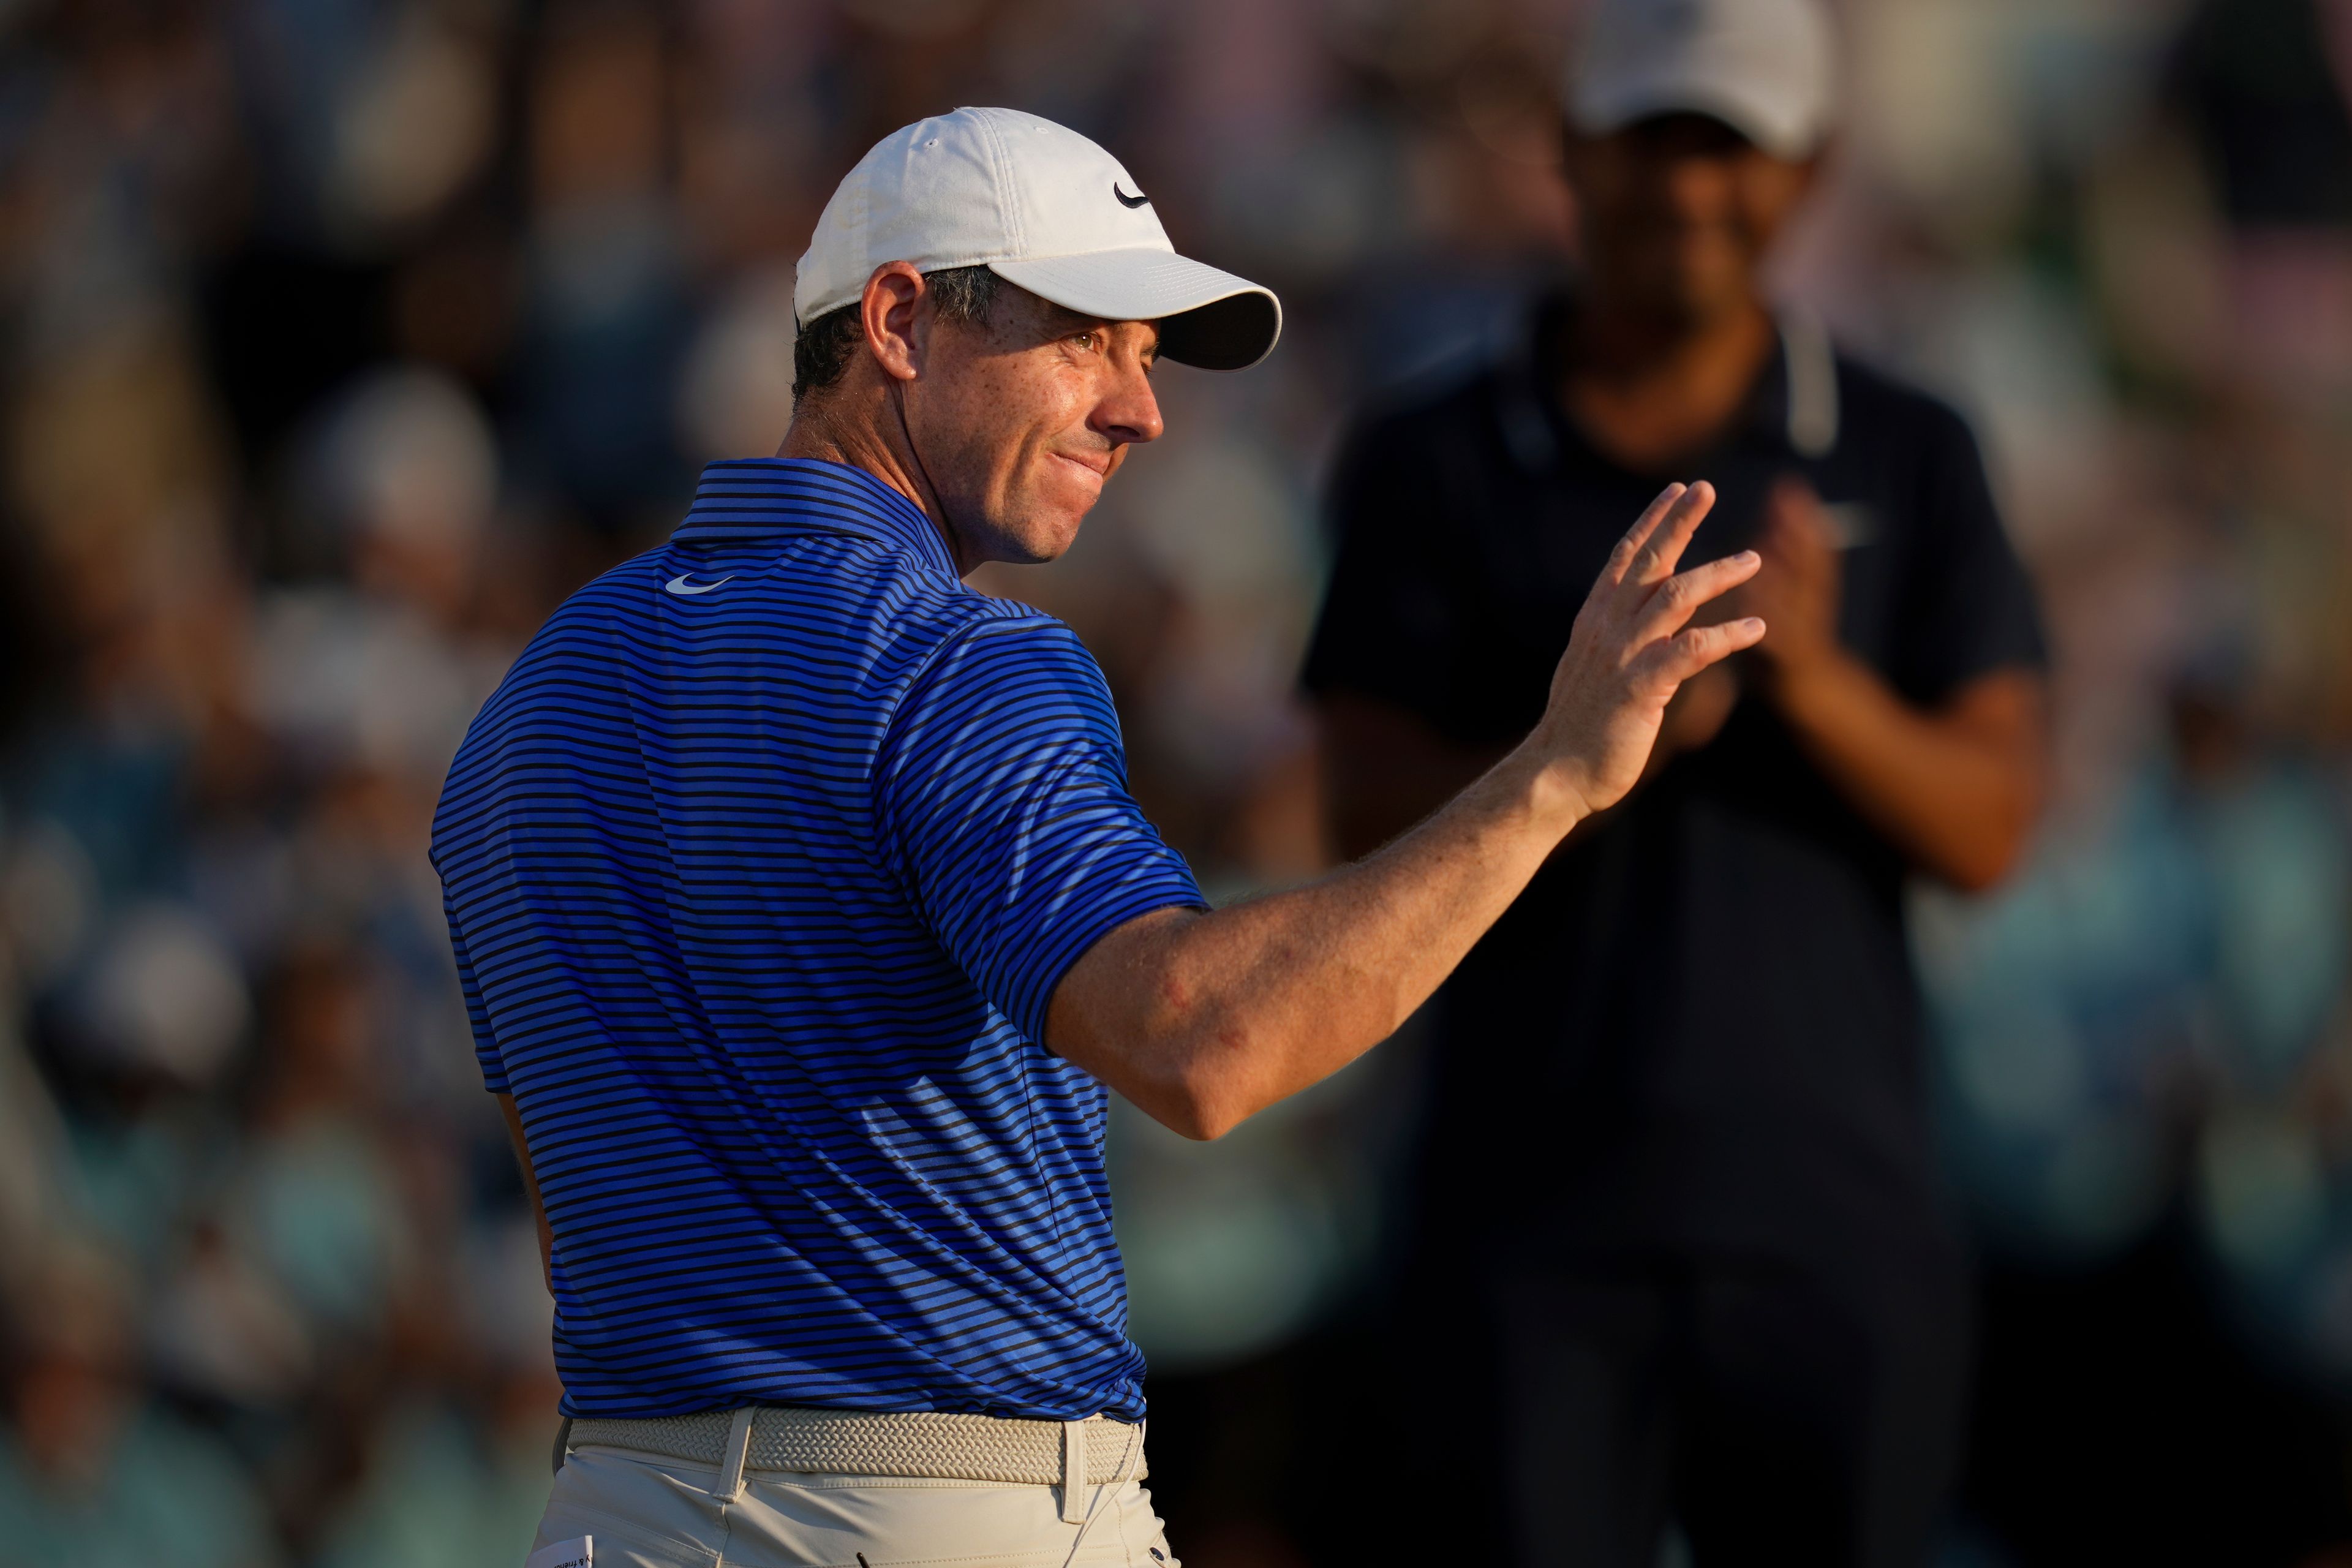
[794,107,1282,372]
[1566,0,1839,160]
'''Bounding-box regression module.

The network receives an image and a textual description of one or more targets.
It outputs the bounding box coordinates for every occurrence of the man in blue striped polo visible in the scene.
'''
[433,106,1767,1568]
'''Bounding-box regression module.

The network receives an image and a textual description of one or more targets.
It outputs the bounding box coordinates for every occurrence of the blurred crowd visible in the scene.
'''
[1,0,2350,1564]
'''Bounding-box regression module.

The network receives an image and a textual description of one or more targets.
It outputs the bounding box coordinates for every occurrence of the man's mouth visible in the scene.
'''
[1052,450,1112,481]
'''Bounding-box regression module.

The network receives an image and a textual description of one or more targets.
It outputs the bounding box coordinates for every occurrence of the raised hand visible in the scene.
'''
[1532,481,1765,816]
[1051,485,1765,1143]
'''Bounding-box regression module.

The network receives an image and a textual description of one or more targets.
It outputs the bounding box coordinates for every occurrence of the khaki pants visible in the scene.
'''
[532,1441,1182,1567]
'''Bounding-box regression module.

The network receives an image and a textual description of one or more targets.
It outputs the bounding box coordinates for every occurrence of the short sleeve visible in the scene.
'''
[445,903,509,1093]
[1894,405,2048,703]
[1301,413,1487,733]
[872,614,1207,1044]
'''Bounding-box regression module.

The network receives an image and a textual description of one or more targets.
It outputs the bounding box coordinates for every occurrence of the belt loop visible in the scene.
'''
[1058,1419,1144,1567]
[1060,1420,1087,1525]
[551,1414,573,1477]
[717,1406,756,1504]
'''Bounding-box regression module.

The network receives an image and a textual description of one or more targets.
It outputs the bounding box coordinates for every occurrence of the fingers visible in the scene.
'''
[1648,615,1767,684]
[1634,549,1760,641]
[1624,481,1716,586]
[1603,483,1688,586]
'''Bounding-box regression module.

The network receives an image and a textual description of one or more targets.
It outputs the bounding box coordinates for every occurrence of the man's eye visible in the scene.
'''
[1072,331,1097,351]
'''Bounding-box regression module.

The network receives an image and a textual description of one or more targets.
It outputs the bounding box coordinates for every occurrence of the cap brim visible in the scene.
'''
[989,249,1283,371]
[1569,72,1820,160]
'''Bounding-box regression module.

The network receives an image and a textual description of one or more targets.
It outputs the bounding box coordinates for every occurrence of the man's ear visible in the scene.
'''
[860,262,928,384]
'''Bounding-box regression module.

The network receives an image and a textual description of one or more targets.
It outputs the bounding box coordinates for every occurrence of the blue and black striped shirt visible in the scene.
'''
[431,459,1204,1421]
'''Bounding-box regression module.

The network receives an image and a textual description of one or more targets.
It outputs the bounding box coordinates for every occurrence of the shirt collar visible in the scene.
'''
[1504,290,1825,476]
[673,458,960,581]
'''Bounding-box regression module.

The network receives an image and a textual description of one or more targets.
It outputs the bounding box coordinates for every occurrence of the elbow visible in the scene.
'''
[1939,732,2051,895]
[1937,802,2040,894]
[1943,858,2011,897]
[1175,1091,1250,1142]
[1150,1058,1251,1142]
[1939,835,2019,894]
[1157,1101,1236,1143]
[1139,1008,1257,1142]
[1129,1082,1238,1142]
[1147,983,1412,1142]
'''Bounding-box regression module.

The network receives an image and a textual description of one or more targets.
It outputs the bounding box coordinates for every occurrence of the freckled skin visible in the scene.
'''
[782,262,1163,575]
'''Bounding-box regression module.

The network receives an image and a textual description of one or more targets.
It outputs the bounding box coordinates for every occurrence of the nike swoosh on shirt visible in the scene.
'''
[664,573,733,596]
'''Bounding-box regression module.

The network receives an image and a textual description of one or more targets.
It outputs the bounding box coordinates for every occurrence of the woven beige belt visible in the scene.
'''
[565,1406,1147,1488]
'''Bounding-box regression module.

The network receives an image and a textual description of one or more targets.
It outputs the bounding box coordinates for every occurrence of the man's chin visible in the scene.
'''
[989,503,1091,567]
[1023,515,1089,565]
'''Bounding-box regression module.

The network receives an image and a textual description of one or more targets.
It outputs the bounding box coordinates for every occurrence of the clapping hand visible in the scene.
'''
[1737,477,1844,696]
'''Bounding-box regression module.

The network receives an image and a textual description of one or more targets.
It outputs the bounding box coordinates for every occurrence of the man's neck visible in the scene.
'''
[778,398,975,575]
[1556,295,1777,474]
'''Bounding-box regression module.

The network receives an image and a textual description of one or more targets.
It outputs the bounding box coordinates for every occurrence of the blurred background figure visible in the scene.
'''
[0,1240,282,1568]
[1303,0,2045,1562]
[0,1,2350,1565]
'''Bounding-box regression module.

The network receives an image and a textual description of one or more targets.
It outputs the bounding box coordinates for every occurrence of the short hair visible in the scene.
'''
[791,265,1000,403]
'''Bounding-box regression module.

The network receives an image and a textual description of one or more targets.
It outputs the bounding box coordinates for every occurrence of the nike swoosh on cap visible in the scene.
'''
[664,573,733,596]
[794,108,1280,369]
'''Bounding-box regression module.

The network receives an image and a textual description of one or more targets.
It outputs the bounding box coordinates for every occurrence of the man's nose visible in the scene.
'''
[1660,153,1736,217]
[1093,350,1164,447]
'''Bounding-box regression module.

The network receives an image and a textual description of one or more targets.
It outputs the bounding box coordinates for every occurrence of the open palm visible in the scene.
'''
[1536,481,1765,816]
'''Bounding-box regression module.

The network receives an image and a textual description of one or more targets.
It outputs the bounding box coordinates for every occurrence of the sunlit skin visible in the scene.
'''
[780,261,1164,575]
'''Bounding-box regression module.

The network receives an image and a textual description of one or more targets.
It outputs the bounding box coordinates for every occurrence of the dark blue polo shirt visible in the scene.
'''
[1305,298,2047,1265]
[431,458,1204,1420]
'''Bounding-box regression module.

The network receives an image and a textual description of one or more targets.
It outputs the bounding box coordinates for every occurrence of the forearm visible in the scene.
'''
[1054,742,1586,1138]
[1768,655,2045,891]
[1056,480,1763,1138]
[1321,667,1738,862]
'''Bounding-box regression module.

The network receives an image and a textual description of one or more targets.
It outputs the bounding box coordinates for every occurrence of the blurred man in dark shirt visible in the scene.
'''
[1303,1,2047,1562]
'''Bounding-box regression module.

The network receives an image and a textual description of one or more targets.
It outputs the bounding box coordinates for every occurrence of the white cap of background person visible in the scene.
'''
[794,106,1283,372]
[1566,0,1840,159]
